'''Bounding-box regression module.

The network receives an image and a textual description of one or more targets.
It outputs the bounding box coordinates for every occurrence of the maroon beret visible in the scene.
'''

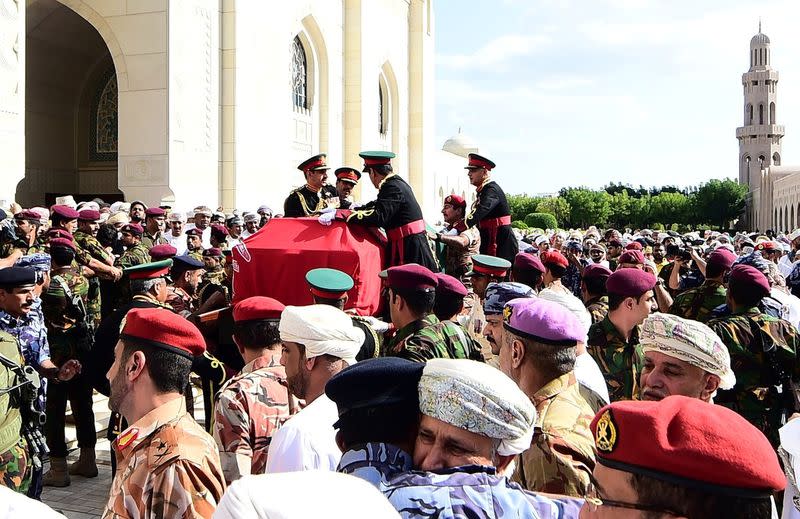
[49,237,75,251]
[504,297,585,346]
[211,224,229,236]
[233,296,285,322]
[435,273,468,298]
[514,252,545,274]
[618,249,645,265]
[185,228,204,237]
[203,247,223,258]
[625,241,643,251]
[583,264,613,280]
[51,205,79,220]
[121,307,206,358]
[591,396,785,496]
[149,244,178,261]
[78,209,101,222]
[145,207,166,217]
[729,264,770,299]
[386,264,437,293]
[47,229,74,241]
[706,248,737,270]
[14,210,41,221]
[122,223,144,236]
[540,250,568,269]
[606,268,656,297]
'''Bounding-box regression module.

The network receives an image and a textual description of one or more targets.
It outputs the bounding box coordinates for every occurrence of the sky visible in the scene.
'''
[434,0,800,195]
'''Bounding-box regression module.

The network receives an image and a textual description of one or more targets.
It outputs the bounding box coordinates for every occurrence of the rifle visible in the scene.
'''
[0,353,46,470]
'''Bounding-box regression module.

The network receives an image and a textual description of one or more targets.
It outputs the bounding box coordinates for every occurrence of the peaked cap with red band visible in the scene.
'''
[443,194,466,209]
[469,254,511,277]
[359,151,396,172]
[305,268,354,300]
[386,263,437,292]
[120,306,206,359]
[540,250,569,269]
[464,153,496,170]
[335,167,361,185]
[125,259,172,280]
[590,396,785,497]
[233,296,285,322]
[297,153,330,172]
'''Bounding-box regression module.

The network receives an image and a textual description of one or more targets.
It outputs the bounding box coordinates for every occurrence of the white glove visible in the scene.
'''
[319,207,336,215]
[360,316,391,333]
[318,211,336,226]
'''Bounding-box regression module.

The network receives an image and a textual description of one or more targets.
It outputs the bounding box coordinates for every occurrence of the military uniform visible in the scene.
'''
[74,230,114,327]
[141,231,168,250]
[465,156,518,264]
[512,372,602,497]
[587,316,643,402]
[669,280,727,323]
[113,241,150,307]
[383,314,483,363]
[0,238,45,259]
[440,220,481,279]
[213,354,291,484]
[0,331,30,494]
[708,307,800,446]
[284,184,339,217]
[165,286,197,318]
[103,397,226,519]
[585,296,609,325]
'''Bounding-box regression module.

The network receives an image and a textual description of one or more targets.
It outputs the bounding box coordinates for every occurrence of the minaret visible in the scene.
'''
[737,22,784,229]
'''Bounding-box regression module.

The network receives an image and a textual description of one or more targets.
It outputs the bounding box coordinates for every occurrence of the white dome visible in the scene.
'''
[442,130,478,158]
[751,31,770,47]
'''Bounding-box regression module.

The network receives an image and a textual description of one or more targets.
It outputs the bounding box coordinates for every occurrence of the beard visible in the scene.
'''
[286,370,307,400]
[108,368,131,414]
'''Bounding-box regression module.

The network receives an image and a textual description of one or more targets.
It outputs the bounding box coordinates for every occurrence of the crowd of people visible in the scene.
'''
[0,150,797,518]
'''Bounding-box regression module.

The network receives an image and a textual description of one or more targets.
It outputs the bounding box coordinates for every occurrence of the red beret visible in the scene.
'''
[755,240,780,252]
[583,263,612,280]
[78,209,101,221]
[145,207,166,217]
[729,264,770,299]
[606,268,656,297]
[185,228,204,237]
[591,396,785,496]
[625,241,643,251]
[233,296,285,322]
[435,273,468,298]
[149,244,178,261]
[211,224,229,236]
[120,307,206,358]
[51,205,79,220]
[706,248,737,269]
[618,249,645,265]
[540,250,568,269]
[203,247,223,258]
[386,264,437,292]
[47,229,74,241]
[514,252,545,274]
[15,210,42,221]
[443,195,466,209]
[49,237,75,251]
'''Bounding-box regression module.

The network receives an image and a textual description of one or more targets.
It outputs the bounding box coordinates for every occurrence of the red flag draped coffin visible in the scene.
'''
[231,218,385,315]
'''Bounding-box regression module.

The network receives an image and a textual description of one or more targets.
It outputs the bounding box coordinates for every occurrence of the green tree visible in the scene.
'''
[560,188,612,228]
[692,179,747,229]
[607,191,632,228]
[507,194,544,222]
[535,197,571,227]
[524,212,558,230]
[650,192,690,227]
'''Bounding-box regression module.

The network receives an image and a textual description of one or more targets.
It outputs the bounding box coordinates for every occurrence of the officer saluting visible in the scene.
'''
[329,151,437,270]
[464,153,518,264]
[284,154,339,217]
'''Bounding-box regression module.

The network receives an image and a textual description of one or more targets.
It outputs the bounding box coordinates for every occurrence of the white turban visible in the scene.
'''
[418,359,536,456]
[279,305,363,365]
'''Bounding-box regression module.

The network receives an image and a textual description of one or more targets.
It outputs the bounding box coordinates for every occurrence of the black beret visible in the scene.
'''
[0,267,37,288]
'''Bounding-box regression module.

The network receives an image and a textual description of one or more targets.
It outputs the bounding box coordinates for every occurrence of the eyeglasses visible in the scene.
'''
[584,479,681,516]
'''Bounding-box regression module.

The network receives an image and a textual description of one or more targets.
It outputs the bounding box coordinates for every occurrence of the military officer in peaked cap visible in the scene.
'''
[334,167,361,210]
[284,154,339,217]
[464,153,519,264]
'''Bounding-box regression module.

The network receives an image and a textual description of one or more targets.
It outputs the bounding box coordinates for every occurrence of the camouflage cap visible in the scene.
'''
[483,282,535,315]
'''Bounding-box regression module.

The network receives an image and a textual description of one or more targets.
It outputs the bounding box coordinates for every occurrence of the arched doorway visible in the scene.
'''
[19,0,121,206]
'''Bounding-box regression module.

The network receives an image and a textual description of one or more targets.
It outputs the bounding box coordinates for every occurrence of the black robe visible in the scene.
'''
[283,184,339,217]
[466,180,518,264]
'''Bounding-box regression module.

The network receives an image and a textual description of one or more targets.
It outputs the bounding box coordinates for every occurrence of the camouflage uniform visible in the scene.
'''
[337,442,413,489]
[513,372,602,497]
[188,249,204,262]
[669,280,727,323]
[708,307,800,447]
[74,230,115,326]
[0,238,45,258]
[113,242,150,307]
[141,231,167,250]
[0,331,30,494]
[585,296,609,325]
[383,465,584,519]
[165,286,197,318]
[103,397,226,519]
[441,221,480,280]
[383,314,484,363]
[587,316,643,402]
[212,354,291,484]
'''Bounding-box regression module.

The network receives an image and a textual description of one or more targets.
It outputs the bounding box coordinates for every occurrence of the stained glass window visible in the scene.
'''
[292,36,308,109]
[89,69,118,161]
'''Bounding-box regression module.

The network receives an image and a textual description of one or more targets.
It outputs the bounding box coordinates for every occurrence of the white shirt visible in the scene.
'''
[0,486,65,518]
[575,353,611,405]
[264,394,340,473]
[166,231,188,255]
[771,288,800,329]
[780,254,797,279]
[537,286,593,334]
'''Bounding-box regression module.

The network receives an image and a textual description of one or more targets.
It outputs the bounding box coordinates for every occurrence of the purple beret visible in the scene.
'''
[78,209,101,222]
[145,207,166,217]
[51,205,80,220]
[435,273,468,298]
[541,250,568,268]
[618,249,645,265]
[729,264,770,299]
[514,252,545,274]
[707,248,737,269]
[503,297,584,346]
[583,264,613,280]
[606,268,657,297]
[386,264,437,293]
[149,244,178,261]
[122,223,144,236]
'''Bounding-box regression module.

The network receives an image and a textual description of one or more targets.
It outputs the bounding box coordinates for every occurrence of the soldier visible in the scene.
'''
[501,297,604,497]
[186,228,204,261]
[327,151,437,270]
[112,223,150,307]
[284,154,339,217]
[141,207,167,249]
[708,264,800,447]
[617,249,645,269]
[74,209,115,327]
[587,268,657,402]
[40,238,96,487]
[165,211,187,254]
[213,297,292,484]
[199,248,227,303]
[584,397,783,518]
[382,264,482,362]
[468,254,511,301]
[638,313,735,402]
[464,153,518,264]
[102,307,225,518]
[511,252,545,292]
[334,167,360,210]
[52,205,123,284]
[669,248,736,323]
[165,255,206,317]
[428,195,479,280]
[538,250,592,332]
[148,243,177,262]
[581,264,612,325]
[482,282,536,357]
[1,210,45,259]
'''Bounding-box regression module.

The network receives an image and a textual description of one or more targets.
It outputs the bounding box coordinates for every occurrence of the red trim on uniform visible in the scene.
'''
[386,219,426,265]
[117,427,139,449]
[303,158,327,171]
[479,215,512,256]
[337,171,359,182]
[128,265,170,280]
[472,263,509,277]
[310,287,347,300]
[467,156,495,170]
[363,157,391,167]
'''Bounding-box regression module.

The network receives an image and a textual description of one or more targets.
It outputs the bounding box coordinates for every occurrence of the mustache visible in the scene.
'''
[641,389,666,401]
[485,336,496,345]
